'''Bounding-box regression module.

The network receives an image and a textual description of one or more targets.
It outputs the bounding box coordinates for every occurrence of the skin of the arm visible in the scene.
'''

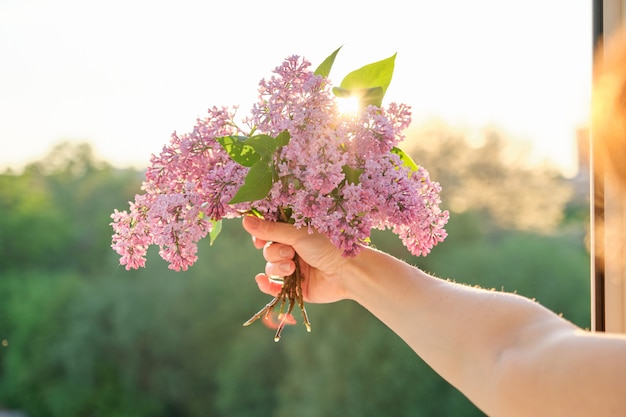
[242,215,626,417]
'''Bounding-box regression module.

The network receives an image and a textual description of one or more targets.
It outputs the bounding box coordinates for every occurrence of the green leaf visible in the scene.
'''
[275,130,291,148]
[246,134,276,163]
[342,165,364,185]
[338,53,397,108]
[332,86,384,109]
[314,46,342,77]
[391,147,419,174]
[209,219,222,245]
[331,86,352,98]
[229,161,274,204]
[248,208,264,218]
[217,135,259,167]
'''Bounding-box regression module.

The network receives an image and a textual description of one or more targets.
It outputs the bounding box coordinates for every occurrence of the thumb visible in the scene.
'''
[242,216,307,246]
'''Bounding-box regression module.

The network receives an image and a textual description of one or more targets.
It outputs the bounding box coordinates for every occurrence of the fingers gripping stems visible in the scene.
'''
[243,253,311,341]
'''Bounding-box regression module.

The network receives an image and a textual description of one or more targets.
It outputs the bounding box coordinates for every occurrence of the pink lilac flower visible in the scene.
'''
[111,54,448,270]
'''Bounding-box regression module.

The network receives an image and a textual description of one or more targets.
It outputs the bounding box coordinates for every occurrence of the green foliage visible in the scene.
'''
[0,139,591,417]
[0,141,142,274]
[0,221,274,417]
[0,271,83,414]
[0,171,71,270]
[214,328,284,417]
[403,121,576,232]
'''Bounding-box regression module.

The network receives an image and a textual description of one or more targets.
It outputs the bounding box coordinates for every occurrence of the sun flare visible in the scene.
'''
[336,96,361,115]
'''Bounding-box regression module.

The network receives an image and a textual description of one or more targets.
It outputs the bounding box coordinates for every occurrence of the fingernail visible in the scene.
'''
[279,262,291,273]
[244,216,260,229]
[279,247,292,258]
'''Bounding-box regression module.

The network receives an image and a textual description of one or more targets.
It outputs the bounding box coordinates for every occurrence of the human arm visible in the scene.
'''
[242,216,626,417]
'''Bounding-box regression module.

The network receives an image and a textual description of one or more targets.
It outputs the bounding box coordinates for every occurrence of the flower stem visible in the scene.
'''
[242,252,311,341]
[242,211,311,341]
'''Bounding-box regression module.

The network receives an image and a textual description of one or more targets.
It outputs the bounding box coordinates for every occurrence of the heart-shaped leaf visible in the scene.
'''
[342,165,364,185]
[229,161,274,204]
[338,53,396,108]
[217,135,259,167]
[246,134,277,163]
[275,130,291,148]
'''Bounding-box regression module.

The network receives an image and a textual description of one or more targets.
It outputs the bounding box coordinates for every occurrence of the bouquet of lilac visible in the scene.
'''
[111,48,449,340]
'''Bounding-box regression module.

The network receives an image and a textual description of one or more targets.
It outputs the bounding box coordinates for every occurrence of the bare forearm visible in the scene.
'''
[342,246,579,415]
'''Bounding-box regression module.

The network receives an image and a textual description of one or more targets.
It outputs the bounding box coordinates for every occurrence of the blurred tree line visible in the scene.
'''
[0,122,590,416]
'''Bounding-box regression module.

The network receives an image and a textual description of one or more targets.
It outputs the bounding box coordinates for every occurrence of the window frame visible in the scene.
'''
[591,0,626,332]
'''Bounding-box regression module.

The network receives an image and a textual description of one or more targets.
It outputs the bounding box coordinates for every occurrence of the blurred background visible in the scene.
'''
[1,1,592,416]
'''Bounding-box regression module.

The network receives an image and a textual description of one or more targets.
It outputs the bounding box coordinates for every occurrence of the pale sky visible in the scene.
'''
[0,0,591,176]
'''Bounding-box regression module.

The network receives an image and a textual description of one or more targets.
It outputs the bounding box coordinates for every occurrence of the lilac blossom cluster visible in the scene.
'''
[111,55,449,271]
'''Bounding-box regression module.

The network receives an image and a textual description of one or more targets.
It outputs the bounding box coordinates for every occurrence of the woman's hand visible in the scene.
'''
[242,216,351,304]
